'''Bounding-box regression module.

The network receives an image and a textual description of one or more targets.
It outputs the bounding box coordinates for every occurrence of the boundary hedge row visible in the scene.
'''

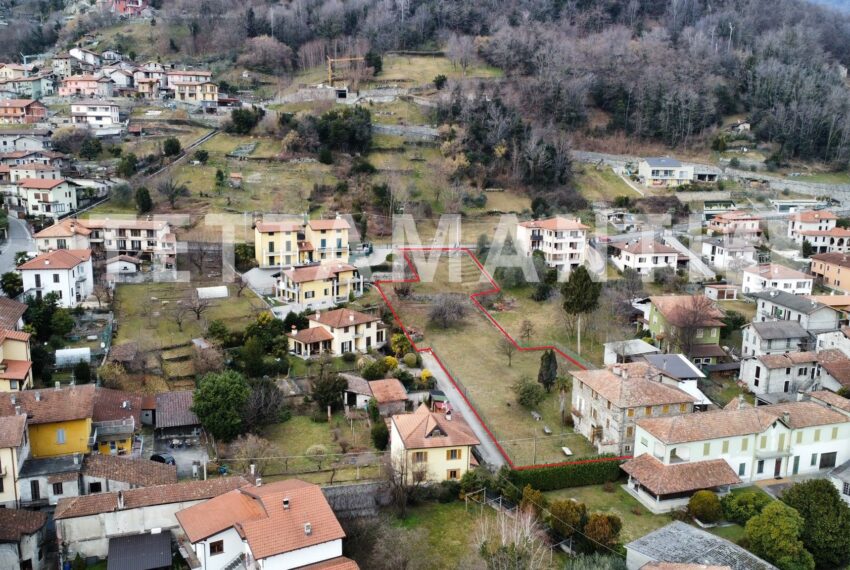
[507,456,624,491]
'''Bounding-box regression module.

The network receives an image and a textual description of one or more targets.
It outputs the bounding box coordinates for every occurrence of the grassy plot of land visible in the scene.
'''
[576,165,640,202]
[114,282,261,351]
[369,99,434,125]
[121,124,212,159]
[393,501,489,569]
[384,252,594,466]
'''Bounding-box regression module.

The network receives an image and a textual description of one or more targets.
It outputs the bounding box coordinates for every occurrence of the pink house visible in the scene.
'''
[59,75,114,98]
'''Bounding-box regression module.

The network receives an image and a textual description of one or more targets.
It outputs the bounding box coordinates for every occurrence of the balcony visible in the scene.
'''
[94,417,135,438]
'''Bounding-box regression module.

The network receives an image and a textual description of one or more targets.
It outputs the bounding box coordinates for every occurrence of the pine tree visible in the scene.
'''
[537,349,557,392]
[560,266,601,355]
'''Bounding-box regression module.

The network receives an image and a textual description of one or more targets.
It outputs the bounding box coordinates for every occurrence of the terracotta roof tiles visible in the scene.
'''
[82,455,177,488]
[18,249,91,270]
[310,308,378,329]
[0,414,27,448]
[392,404,480,449]
[155,390,199,429]
[621,454,740,495]
[369,378,407,404]
[572,364,695,408]
[0,509,46,541]
[517,216,589,231]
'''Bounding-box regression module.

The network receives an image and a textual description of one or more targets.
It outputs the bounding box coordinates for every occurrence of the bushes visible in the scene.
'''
[383,356,398,370]
[371,421,389,450]
[402,352,419,368]
[689,490,723,523]
[506,457,623,491]
[722,491,772,525]
[362,359,389,380]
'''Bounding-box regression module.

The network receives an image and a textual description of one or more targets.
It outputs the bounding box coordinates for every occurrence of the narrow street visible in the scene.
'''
[0,217,35,275]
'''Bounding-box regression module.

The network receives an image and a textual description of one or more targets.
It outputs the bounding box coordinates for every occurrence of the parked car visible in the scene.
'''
[150,453,176,465]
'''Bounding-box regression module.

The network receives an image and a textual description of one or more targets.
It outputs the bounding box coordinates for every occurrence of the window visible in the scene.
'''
[52,483,63,495]
[696,328,704,338]
[209,540,224,556]
[738,463,746,476]
[447,469,460,481]
[832,427,839,440]
[815,429,821,442]
[679,403,687,412]
[56,428,65,444]
[759,435,767,449]
[627,409,634,417]
[304,291,315,299]
[843,482,850,497]
[703,443,710,456]
[722,440,729,454]
[640,437,648,447]
[741,438,749,451]
[662,405,669,414]
[52,273,59,283]
[811,453,818,466]
[626,427,634,437]
[757,460,764,474]
[446,449,461,460]
[796,431,803,444]
[413,451,427,463]
[89,482,102,493]
[820,452,837,469]
[644,406,652,416]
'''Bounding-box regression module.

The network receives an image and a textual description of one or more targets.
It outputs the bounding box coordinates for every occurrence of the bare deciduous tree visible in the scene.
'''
[193,344,225,376]
[188,291,212,320]
[383,456,428,517]
[498,336,516,367]
[428,294,469,329]
[172,302,190,332]
[446,34,476,75]
[475,507,551,569]
[228,434,276,476]
[670,295,723,358]
[519,319,535,346]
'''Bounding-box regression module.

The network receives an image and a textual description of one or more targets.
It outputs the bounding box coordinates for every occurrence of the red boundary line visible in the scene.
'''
[373,247,632,471]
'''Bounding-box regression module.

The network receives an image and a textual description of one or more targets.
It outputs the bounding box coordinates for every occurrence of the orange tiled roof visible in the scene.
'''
[790,209,837,223]
[392,404,480,449]
[572,365,695,408]
[287,326,334,344]
[18,249,91,270]
[0,509,46,541]
[649,295,725,328]
[0,359,32,381]
[256,221,302,233]
[310,308,378,329]
[808,390,850,414]
[308,218,350,231]
[16,178,67,190]
[0,384,95,424]
[621,454,740,495]
[369,378,407,404]
[743,263,810,281]
[34,218,93,239]
[82,455,177,488]
[0,414,27,448]
[611,238,679,255]
[283,263,356,284]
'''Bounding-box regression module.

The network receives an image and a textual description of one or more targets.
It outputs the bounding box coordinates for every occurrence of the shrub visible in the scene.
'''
[721,491,772,525]
[433,74,447,89]
[342,352,357,362]
[371,421,389,450]
[512,377,545,409]
[403,353,418,368]
[689,490,723,523]
[428,480,460,503]
[393,368,414,388]
[367,397,379,422]
[584,513,622,549]
[310,409,329,423]
[318,147,333,164]
[548,499,587,538]
[163,137,181,156]
[506,457,623,491]
[459,468,496,495]
[73,361,92,384]
[520,485,548,518]
[383,356,398,370]
[361,359,388,380]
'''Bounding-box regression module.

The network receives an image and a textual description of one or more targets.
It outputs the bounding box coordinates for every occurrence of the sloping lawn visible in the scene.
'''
[393,501,486,569]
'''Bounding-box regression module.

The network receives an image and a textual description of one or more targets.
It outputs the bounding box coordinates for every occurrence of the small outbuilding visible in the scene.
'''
[155,390,201,438]
[369,378,408,416]
[107,532,172,570]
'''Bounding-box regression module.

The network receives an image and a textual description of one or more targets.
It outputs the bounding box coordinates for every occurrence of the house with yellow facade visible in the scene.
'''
[276,262,363,311]
[287,308,387,357]
[0,329,32,392]
[390,404,480,483]
[254,215,350,268]
[0,414,29,508]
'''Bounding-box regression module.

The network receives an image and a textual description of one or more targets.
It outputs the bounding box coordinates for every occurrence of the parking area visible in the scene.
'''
[154,436,209,479]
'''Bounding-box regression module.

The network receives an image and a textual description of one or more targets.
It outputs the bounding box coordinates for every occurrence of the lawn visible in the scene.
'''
[545,484,672,543]
[121,124,211,159]
[576,165,640,202]
[393,501,486,569]
[702,374,754,407]
[369,99,434,125]
[288,355,357,377]
[383,251,596,466]
[113,282,262,351]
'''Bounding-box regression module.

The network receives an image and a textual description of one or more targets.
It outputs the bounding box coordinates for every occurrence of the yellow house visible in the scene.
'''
[91,388,141,457]
[0,329,33,392]
[0,414,28,508]
[390,404,480,483]
[276,262,363,309]
[254,216,351,268]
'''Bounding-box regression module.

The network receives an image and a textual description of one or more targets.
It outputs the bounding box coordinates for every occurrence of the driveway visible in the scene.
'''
[0,217,35,274]
[154,437,209,479]
[420,352,507,470]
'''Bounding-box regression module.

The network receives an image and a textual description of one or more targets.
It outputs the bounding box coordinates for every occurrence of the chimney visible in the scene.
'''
[256,477,262,487]
[283,497,290,510]
[34,391,41,402]
[782,412,791,425]
[117,490,125,510]
[304,523,312,536]
[349,314,354,322]
[446,409,452,421]
[612,365,622,377]
[291,325,297,334]
[73,453,79,465]
[315,311,320,319]
[54,381,60,391]
[250,464,256,476]
[14,406,20,416]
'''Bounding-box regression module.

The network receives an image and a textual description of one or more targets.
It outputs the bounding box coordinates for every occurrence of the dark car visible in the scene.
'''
[150,453,176,465]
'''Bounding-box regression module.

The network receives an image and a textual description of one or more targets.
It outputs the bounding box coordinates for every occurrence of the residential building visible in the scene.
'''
[788,209,838,242]
[816,326,850,356]
[750,289,840,332]
[275,263,363,310]
[254,216,351,268]
[609,239,680,276]
[0,150,67,168]
[810,252,850,293]
[0,329,33,391]
[0,509,47,570]
[68,48,102,68]
[741,321,810,357]
[165,70,213,89]
[571,363,695,456]
[704,283,739,301]
[639,353,713,408]
[0,64,33,80]
[741,264,812,295]
[176,478,358,570]
[94,218,175,265]
[625,522,776,570]
[81,454,177,494]
[646,295,726,365]
[706,210,762,240]
[12,178,79,220]
[10,163,61,182]
[58,75,113,98]
[17,454,83,508]
[739,352,820,402]
[70,99,121,129]
[390,404,480,483]
[637,158,694,187]
[135,78,160,99]
[369,379,408,416]
[0,75,54,99]
[603,339,660,365]
[831,460,850,506]
[154,390,202,439]
[701,237,756,271]
[0,415,29,508]
[172,81,218,107]
[625,401,850,511]
[51,54,74,78]
[18,249,93,307]
[798,228,850,254]
[91,387,141,457]
[33,218,94,252]
[105,68,134,89]
[815,349,850,393]
[287,308,386,358]
[0,129,50,152]
[514,216,589,273]
[0,100,47,125]
[54,477,249,562]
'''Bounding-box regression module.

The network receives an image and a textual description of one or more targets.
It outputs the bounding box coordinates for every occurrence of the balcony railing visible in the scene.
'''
[94,417,135,437]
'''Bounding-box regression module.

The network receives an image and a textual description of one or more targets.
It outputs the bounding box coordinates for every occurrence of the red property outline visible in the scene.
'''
[373,247,631,471]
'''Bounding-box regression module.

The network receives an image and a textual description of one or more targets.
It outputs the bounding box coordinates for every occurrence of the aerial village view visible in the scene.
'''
[3,0,850,569]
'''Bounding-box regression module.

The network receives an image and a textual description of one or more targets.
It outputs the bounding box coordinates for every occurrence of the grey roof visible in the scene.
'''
[642,354,705,380]
[749,320,808,340]
[831,459,850,485]
[750,290,831,315]
[626,521,777,570]
[107,532,171,570]
[342,373,372,396]
[604,339,660,358]
[703,237,756,251]
[19,455,82,478]
[155,391,199,429]
[644,157,683,168]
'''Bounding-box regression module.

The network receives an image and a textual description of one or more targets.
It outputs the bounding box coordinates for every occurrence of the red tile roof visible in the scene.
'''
[0,509,46,541]
[790,209,837,223]
[155,390,199,429]
[743,263,810,281]
[611,238,679,255]
[517,216,589,231]
[650,295,725,328]
[392,404,480,449]
[0,359,32,381]
[283,263,357,284]
[92,387,141,425]
[572,365,695,408]
[82,455,177,488]
[34,218,93,238]
[18,249,91,270]
[288,327,334,344]
[0,384,95,424]
[621,454,741,495]
[369,378,407,404]
[0,298,26,330]
[0,414,27,447]
[310,308,378,329]
[308,218,350,231]
[16,177,67,190]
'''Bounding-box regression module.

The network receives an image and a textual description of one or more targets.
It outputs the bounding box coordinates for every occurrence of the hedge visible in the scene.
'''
[506,456,624,491]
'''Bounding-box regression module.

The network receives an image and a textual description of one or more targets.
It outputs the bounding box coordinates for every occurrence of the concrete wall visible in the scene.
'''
[195,527,243,570]
[263,539,342,570]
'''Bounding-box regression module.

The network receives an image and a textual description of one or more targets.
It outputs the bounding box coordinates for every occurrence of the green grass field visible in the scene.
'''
[393,501,487,569]
[576,166,640,202]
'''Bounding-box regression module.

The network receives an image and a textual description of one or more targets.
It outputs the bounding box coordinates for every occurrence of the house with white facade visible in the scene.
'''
[70,100,121,135]
[33,218,94,252]
[739,352,820,402]
[622,401,850,512]
[741,264,812,295]
[701,237,757,271]
[815,349,850,393]
[515,216,589,274]
[637,158,694,187]
[18,249,93,307]
[9,163,61,182]
[609,239,680,276]
[69,48,102,68]
[706,210,762,240]
[741,321,810,357]
[571,363,695,456]
[176,478,357,570]
[0,509,47,570]
[788,209,838,242]
[750,289,840,332]
[287,308,386,358]
[12,178,78,220]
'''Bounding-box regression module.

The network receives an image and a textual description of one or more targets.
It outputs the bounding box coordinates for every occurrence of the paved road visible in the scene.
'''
[0,217,35,274]
[420,351,507,470]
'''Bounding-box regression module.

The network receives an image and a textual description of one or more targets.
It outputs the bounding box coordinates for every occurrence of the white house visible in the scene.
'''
[750,290,840,332]
[831,460,850,506]
[514,216,589,273]
[623,401,850,512]
[788,209,838,242]
[70,100,121,130]
[18,249,94,307]
[701,237,757,271]
[609,238,680,275]
[815,349,850,393]
[741,264,812,295]
[105,255,141,275]
[739,352,820,400]
[741,321,810,357]
[706,210,762,240]
[33,218,94,252]
[68,48,102,68]
[0,509,47,570]
[816,327,850,356]
[12,178,78,220]
[176,479,356,570]
[9,163,61,182]
[287,308,386,358]
[638,158,694,187]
